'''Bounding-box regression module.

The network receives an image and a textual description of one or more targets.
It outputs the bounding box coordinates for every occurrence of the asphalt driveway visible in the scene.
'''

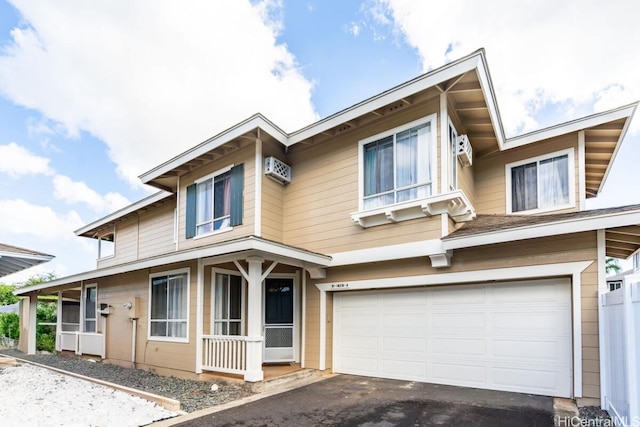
[172,374,554,427]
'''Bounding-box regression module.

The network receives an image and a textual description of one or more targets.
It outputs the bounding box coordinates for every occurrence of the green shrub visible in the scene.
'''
[0,313,19,339]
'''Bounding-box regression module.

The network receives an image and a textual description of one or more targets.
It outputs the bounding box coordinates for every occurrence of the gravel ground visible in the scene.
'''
[579,405,613,425]
[0,349,253,413]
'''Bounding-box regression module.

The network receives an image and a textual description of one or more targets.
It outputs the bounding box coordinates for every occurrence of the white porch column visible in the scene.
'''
[27,295,38,355]
[244,256,264,382]
[56,291,63,351]
[195,259,204,374]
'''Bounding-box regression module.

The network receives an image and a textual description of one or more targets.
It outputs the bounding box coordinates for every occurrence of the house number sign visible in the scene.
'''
[331,283,349,289]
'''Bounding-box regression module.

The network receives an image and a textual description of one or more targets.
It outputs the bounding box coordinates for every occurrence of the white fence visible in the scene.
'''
[600,276,640,427]
[58,331,105,358]
[202,335,247,375]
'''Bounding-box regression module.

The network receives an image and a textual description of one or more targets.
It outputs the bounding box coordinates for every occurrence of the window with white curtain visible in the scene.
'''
[213,272,243,335]
[196,168,231,236]
[149,270,189,341]
[361,117,434,210]
[507,149,574,213]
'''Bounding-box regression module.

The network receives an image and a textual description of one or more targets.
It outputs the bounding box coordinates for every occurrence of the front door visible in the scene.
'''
[263,278,295,362]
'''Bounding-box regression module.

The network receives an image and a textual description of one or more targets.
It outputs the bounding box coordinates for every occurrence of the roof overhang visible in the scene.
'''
[0,245,54,278]
[442,206,640,259]
[75,191,174,238]
[14,236,331,296]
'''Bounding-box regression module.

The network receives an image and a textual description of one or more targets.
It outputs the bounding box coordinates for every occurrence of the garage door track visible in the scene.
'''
[173,375,554,426]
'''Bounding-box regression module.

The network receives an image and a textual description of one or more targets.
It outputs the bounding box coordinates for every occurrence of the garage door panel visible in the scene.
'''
[432,337,486,356]
[432,312,487,329]
[383,313,427,328]
[430,286,485,305]
[492,310,570,331]
[334,279,572,397]
[492,339,569,361]
[431,362,486,383]
[383,336,427,353]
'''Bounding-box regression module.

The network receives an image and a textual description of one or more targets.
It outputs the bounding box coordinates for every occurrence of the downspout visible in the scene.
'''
[131,318,137,368]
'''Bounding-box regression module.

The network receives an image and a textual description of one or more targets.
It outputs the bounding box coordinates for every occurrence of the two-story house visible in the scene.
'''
[16,49,640,404]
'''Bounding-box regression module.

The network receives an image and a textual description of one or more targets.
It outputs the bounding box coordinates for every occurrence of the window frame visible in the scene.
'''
[505,148,575,214]
[211,269,245,336]
[357,114,438,212]
[148,267,190,343]
[82,283,98,333]
[448,120,458,191]
[193,165,234,238]
[98,231,115,260]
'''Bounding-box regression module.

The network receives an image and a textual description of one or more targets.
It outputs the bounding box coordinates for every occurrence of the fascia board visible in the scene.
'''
[139,114,288,184]
[474,54,506,148]
[442,208,640,251]
[287,52,487,146]
[316,261,592,292]
[329,240,445,267]
[74,191,173,236]
[503,103,638,149]
[14,236,330,296]
[0,251,54,262]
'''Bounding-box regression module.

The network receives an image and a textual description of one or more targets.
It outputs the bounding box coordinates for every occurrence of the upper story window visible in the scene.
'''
[360,115,436,210]
[149,269,189,342]
[98,232,114,259]
[185,164,244,239]
[506,148,575,214]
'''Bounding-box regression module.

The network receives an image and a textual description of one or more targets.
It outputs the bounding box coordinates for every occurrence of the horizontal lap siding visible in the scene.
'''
[138,202,175,259]
[285,104,443,254]
[98,217,138,268]
[97,261,198,375]
[474,133,579,215]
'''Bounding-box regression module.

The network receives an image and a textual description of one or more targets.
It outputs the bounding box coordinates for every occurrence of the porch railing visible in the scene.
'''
[202,335,247,375]
[58,330,105,358]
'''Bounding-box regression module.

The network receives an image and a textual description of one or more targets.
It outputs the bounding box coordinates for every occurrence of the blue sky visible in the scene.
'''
[1,0,639,283]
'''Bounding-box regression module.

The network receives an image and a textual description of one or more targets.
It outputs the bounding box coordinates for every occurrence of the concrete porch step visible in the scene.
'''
[252,368,320,393]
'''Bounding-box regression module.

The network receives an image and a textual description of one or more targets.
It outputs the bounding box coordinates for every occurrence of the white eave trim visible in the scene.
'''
[329,239,446,267]
[503,103,637,150]
[288,50,493,145]
[14,236,331,296]
[139,114,288,184]
[443,208,640,251]
[0,251,54,262]
[74,191,173,236]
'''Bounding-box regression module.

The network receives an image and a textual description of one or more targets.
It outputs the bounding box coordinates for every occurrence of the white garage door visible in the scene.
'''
[333,279,572,397]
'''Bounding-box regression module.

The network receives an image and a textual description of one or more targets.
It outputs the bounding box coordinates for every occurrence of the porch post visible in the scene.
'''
[56,291,63,351]
[27,294,38,355]
[195,259,204,374]
[244,256,264,382]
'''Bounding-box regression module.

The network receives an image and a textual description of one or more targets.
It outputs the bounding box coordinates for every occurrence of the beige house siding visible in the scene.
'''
[305,232,601,398]
[284,102,445,254]
[474,133,580,215]
[261,139,287,242]
[98,217,139,269]
[177,145,256,251]
[97,261,198,377]
[138,202,176,259]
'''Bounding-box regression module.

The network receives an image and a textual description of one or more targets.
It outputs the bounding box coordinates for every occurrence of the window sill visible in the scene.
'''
[148,336,189,344]
[507,203,575,215]
[351,190,475,228]
[193,226,233,240]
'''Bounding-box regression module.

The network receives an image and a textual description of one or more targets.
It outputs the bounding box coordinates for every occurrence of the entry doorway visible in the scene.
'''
[263,277,296,363]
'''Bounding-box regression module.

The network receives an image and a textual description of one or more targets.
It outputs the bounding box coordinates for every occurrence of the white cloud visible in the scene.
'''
[0,142,55,178]
[52,175,130,213]
[0,0,318,186]
[369,0,640,136]
[0,199,84,240]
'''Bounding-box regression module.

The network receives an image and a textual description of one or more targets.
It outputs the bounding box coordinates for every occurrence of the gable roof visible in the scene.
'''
[442,204,640,259]
[0,243,54,278]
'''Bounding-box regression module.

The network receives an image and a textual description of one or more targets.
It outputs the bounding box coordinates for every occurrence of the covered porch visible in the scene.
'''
[194,238,331,382]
